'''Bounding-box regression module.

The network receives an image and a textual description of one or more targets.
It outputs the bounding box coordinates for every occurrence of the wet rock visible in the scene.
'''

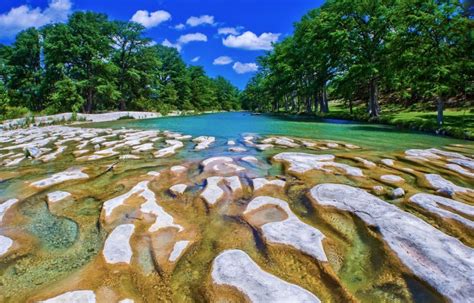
[31,167,89,189]
[0,235,13,257]
[201,157,245,174]
[372,185,385,195]
[425,174,473,194]
[381,175,405,183]
[200,176,224,205]
[262,137,299,148]
[0,199,18,223]
[169,184,187,196]
[227,140,236,146]
[245,196,327,261]
[252,178,285,191]
[170,165,187,175]
[229,147,247,152]
[310,183,474,302]
[255,144,273,151]
[448,158,474,170]
[169,240,190,262]
[47,191,71,204]
[409,193,474,229]
[241,156,259,165]
[390,187,405,198]
[103,224,135,264]
[224,176,242,194]
[381,159,395,166]
[193,136,215,150]
[24,146,41,158]
[212,249,320,303]
[274,152,363,177]
[147,171,161,177]
[120,154,140,160]
[446,164,474,178]
[38,290,96,303]
[354,157,376,168]
[154,140,183,158]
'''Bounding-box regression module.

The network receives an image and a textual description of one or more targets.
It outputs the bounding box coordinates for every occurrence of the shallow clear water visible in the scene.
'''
[90,112,467,151]
[0,112,473,302]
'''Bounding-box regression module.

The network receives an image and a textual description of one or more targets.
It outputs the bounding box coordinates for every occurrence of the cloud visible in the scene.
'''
[174,23,185,30]
[162,32,207,52]
[177,32,207,44]
[131,10,171,28]
[233,62,258,74]
[186,15,215,27]
[223,31,280,51]
[213,56,233,65]
[191,56,200,62]
[217,27,240,36]
[0,0,72,38]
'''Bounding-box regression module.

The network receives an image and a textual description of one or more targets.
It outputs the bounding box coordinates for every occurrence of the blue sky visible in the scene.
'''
[0,0,324,89]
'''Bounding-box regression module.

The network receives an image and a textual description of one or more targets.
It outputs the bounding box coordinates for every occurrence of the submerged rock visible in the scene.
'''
[31,167,89,189]
[212,249,320,303]
[310,183,474,302]
[425,174,473,194]
[200,176,224,205]
[0,198,18,223]
[169,240,190,262]
[38,290,96,303]
[252,178,285,191]
[381,175,405,183]
[103,224,135,264]
[193,136,215,150]
[47,191,71,204]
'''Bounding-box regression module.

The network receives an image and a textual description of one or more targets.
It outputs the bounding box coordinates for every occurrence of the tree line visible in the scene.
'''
[0,11,240,119]
[241,0,473,126]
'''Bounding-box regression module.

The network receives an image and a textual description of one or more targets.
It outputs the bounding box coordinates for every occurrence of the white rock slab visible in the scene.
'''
[154,140,184,158]
[119,154,140,160]
[0,235,13,257]
[169,184,187,196]
[245,196,327,261]
[31,167,89,189]
[354,157,376,168]
[227,140,236,146]
[380,175,405,183]
[409,193,474,229]
[201,177,224,205]
[224,176,242,193]
[448,158,474,170]
[310,183,474,303]
[425,174,473,194]
[38,290,96,303]
[380,159,395,166]
[193,136,215,150]
[229,147,247,152]
[446,164,474,178]
[252,178,285,191]
[201,157,245,174]
[274,152,363,177]
[241,156,259,164]
[47,191,71,204]
[170,165,187,175]
[212,249,320,303]
[103,224,135,264]
[169,240,190,262]
[102,181,149,218]
[0,199,18,223]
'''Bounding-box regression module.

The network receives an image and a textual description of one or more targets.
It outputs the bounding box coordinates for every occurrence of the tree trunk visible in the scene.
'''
[322,86,329,113]
[284,96,289,112]
[313,93,319,113]
[119,99,126,111]
[437,96,444,127]
[306,96,312,114]
[349,99,353,115]
[369,78,379,117]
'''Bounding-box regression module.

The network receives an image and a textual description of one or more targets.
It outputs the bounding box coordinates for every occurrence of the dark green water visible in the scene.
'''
[88,112,469,151]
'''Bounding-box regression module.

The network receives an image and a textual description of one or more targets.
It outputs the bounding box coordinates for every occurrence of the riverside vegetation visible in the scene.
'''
[240,0,473,138]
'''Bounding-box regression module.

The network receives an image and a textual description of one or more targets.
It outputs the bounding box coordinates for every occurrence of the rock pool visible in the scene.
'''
[0,112,473,302]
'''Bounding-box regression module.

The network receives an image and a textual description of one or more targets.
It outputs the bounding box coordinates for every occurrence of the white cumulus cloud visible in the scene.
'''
[233,62,258,74]
[131,10,171,28]
[174,23,185,30]
[162,32,207,52]
[0,0,72,38]
[217,27,240,36]
[223,31,280,51]
[213,56,233,65]
[191,56,200,62]
[186,15,215,27]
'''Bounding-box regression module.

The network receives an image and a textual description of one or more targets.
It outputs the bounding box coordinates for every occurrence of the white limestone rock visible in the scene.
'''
[224,176,242,193]
[119,154,140,160]
[103,224,135,264]
[47,191,71,204]
[227,140,236,146]
[147,171,161,177]
[252,178,285,191]
[169,240,190,262]
[170,165,187,175]
[201,157,245,174]
[38,290,96,303]
[201,176,224,205]
[274,152,363,177]
[409,193,474,229]
[448,158,474,170]
[212,249,320,303]
[390,187,405,198]
[0,235,13,257]
[241,156,259,165]
[381,175,405,183]
[310,183,474,303]
[31,167,89,189]
[169,184,187,196]
[229,147,247,152]
[381,159,395,166]
[0,199,18,223]
[425,174,473,194]
[354,157,376,168]
[193,136,215,150]
[245,196,327,261]
[446,164,474,178]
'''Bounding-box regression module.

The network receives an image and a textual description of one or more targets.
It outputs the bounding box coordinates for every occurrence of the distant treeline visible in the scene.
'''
[0,12,240,119]
[241,0,473,125]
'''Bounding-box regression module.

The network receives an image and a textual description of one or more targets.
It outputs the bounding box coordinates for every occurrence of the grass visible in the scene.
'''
[305,101,474,140]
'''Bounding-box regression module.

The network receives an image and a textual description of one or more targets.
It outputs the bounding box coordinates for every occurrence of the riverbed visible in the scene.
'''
[0,112,472,302]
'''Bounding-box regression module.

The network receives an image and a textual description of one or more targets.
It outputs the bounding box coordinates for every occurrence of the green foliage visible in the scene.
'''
[242,0,473,125]
[0,12,239,120]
